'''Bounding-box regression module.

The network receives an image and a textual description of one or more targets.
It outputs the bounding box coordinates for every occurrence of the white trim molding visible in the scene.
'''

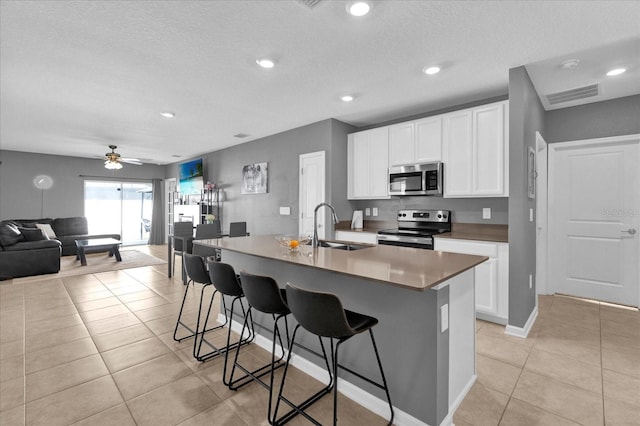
[505,305,538,338]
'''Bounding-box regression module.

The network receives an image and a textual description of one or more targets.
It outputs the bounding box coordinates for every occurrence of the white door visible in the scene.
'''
[549,135,640,306]
[473,102,505,195]
[415,116,442,163]
[443,110,473,196]
[535,132,548,295]
[299,151,326,238]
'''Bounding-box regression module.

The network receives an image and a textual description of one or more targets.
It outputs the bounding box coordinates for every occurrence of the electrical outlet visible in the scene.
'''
[365,208,371,216]
[529,274,533,289]
[482,208,491,219]
[441,304,449,332]
[372,207,378,217]
[279,206,290,215]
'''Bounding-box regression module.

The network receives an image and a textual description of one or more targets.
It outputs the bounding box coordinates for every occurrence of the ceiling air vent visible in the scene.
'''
[234,133,250,138]
[295,0,322,9]
[545,83,599,105]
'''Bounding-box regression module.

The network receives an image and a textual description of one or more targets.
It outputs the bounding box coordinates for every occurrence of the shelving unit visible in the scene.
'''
[167,185,222,236]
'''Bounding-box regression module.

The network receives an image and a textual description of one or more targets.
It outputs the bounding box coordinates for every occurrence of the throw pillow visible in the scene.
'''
[19,227,47,241]
[36,223,57,239]
[0,222,24,247]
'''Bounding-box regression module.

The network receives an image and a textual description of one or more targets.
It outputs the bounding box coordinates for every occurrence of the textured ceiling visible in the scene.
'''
[1,1,639,165]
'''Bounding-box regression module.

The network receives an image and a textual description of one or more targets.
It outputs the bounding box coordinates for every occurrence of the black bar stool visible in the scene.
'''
[275,283,394,426]
[227,271,291,423]
[173,253,226,345]
[194,260,255,362]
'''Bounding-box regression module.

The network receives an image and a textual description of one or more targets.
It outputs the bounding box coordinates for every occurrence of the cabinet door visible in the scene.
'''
[415,116,442,162]
[388,122,414,166]
[349,132,370,198]
[443,110,473,197]
[473,102,505,195]
[368,127,390,197]
[475,258,499,316]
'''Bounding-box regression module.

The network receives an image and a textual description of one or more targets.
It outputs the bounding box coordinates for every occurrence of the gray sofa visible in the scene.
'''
[0,217,121,280]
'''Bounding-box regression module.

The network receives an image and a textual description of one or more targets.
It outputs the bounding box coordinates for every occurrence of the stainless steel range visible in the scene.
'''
[377,209,451,250]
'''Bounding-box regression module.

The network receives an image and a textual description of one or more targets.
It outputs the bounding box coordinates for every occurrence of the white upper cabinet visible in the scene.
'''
[348,127,390,200]
[443,101,508,197]
[415,116,443,163]
[389,116,442,166]
[442,110,473,196]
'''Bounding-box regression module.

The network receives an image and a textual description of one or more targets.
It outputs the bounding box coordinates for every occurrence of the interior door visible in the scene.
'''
[299,151,326,238]
[548,135,639,306]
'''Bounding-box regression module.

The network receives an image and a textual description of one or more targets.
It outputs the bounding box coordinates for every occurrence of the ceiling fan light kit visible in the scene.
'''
[103,145,142,169]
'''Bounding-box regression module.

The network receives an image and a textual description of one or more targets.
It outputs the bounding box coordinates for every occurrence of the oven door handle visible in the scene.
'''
[377,234,433,245]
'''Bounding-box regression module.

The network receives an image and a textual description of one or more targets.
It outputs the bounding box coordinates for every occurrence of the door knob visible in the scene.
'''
[621,228,637,235]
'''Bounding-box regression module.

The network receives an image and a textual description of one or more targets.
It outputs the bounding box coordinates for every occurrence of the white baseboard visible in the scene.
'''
[446,374,476,426]
[219,314,430,426]
[504,305,538,338]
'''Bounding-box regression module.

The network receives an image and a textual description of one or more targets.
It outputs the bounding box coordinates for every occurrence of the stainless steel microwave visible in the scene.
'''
[388,162,443,196]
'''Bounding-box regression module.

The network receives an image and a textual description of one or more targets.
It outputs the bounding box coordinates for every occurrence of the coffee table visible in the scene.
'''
[75,238,122,266]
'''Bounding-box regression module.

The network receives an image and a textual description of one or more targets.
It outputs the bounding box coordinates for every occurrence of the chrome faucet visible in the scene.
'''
[312,202,339,248]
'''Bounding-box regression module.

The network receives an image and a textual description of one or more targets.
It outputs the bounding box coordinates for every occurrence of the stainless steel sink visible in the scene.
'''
[306,240,372,251]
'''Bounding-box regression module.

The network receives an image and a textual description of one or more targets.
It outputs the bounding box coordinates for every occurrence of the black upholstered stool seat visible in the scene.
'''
[272,283,394,426]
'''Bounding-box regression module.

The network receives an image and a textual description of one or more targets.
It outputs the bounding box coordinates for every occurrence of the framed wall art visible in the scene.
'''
[528,146,536,199]
[241,162,268,194]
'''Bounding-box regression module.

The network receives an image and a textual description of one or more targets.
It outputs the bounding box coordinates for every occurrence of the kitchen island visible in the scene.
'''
[194,235,487,426]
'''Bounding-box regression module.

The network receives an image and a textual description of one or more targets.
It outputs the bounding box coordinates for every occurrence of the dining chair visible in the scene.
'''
[229,221,248,237]
[171,221,194,276]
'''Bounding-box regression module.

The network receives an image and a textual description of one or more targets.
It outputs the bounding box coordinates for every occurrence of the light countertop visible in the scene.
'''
[194,235,487,291]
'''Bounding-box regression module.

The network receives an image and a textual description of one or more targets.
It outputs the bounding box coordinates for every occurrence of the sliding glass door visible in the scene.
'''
[84,180,153,245]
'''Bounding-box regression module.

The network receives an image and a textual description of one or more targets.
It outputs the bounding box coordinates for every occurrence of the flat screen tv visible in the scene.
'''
[178,158,204,195]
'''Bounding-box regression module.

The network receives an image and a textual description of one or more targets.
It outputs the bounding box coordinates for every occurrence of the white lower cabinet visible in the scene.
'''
[334,230,378,245]
[434,238,509,324]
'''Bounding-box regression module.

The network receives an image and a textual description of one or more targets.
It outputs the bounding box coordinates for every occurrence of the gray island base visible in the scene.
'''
[195,236,485,426]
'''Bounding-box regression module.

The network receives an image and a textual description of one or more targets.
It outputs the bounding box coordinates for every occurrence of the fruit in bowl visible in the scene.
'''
[276,235,311,250]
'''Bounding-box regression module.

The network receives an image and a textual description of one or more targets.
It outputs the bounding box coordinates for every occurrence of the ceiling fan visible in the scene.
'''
[104,145,143,169]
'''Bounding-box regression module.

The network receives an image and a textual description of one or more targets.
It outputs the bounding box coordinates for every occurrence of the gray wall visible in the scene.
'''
[545,94,640,143]
[350,197,508,224]
[166,118,354,236]
[507,67,545,328]
[0,150,165,220]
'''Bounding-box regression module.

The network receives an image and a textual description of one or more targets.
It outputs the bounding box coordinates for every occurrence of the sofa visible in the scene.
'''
[0,217,121,280]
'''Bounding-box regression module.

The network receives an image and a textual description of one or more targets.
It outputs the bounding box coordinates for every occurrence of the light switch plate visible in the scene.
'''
[482,208,491,219]
[372,207,378,217]
[365,208,371,216]
[279,206,290,215]
[529,208,534,222]
[441,304,449,332]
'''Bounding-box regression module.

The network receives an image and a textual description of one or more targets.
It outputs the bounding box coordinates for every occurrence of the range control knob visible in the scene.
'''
[437,214,442,219]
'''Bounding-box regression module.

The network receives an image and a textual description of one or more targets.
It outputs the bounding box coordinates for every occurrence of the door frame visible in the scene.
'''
[299,151,326,237]
[535,132,548,295]
[548,133,640,304]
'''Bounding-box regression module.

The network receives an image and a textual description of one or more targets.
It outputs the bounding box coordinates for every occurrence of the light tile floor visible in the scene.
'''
[1,244,638,425]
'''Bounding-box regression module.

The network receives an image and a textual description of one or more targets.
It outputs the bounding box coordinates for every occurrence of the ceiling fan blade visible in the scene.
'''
[121,158,143,165]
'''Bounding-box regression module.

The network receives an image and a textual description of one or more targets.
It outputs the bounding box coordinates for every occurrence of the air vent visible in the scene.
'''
[234,133,251,138]
[295,0,322,9]
[545,83,599,105]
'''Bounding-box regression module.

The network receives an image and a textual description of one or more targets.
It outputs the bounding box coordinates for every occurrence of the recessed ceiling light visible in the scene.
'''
[346,1,370,17]
[423,66,440,75]
[340,95,354,102]
[256,58,276,69]
[560,59,580,70]
[606,68,626,76]
[160,111,175,118]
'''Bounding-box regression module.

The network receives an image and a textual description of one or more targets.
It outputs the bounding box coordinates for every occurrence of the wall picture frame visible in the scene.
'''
[241,162,268,194]
[528,146,536,199]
